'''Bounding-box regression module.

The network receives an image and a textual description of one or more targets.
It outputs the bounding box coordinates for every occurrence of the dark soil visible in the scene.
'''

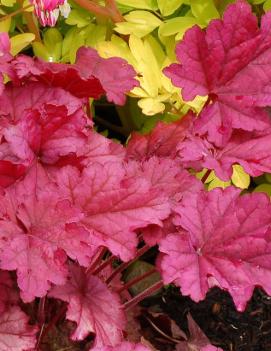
[140,286,271,351]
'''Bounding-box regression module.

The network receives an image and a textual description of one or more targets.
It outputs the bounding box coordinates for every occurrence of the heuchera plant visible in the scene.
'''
[0,1,271,350]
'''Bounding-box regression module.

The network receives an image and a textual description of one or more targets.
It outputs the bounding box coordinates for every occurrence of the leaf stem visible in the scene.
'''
[91,254,116,276]
[17,0,41,42]
[201,169,212,183]
[123,280,164,310]
[0,4,33,22]
[86,246,107,273]
[106,245,150,284]
[117,267,157,293]
[72,0,124,23]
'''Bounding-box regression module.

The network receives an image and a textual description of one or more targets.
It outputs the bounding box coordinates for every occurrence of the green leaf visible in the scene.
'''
[158,0,184,16]
[43,28,63,62]
[10,33,35,56]
[65,8,92,27]
[231,165,250,189]
[254,184,271,197]
[85,24,107,48]
[32,42,51,61]
[190,0,219,25]
[208,176,231,190]
[62,27,85,63]
[116,0,158,10]
[114,10,162,38]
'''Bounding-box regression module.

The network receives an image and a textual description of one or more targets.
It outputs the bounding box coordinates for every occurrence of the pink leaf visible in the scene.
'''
[56,162,170,261]
[90,341,151,351]
[159,187,271,311]
[0,306,37,351]
[125,157,202,246]
[164,0,271,146]
[0,165,93,302]
[49,263,126,346]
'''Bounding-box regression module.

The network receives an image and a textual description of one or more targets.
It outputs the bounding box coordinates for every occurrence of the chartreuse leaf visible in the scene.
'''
[116,0,158,10]
[263,0,271,11]
[265,173,271,183]
[190,0,220,25]
[0,0,16,6]
[0,17,10,32]
[33,42,51,61]
[10,33,35,56]
[208,176,231,190]
[98,33,205,116]
[231,165,250,189]
[159,17,199,40]
[114,11,162,38]
[254,184,271,197]
[158,0,185,16]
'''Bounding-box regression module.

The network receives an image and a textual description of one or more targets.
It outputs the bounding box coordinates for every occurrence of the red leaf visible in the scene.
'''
[49,263,126,346]
[159,187,271,311]
[164,0,271,146]
[0,306,37,351]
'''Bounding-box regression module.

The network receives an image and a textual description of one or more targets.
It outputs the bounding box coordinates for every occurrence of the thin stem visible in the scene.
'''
[105,0,124,22]
[0,4,33,22]
[94,115,129,136]
[144,316,181,343]
[201,169,212,184]
[117,267,157,293]
[123,280,163,310]
[37,297,46,325]
[106,245,150,284]
[86,247,107,274]
[72,0,124,23]
[91,254,116,276]
[41,304,67,340]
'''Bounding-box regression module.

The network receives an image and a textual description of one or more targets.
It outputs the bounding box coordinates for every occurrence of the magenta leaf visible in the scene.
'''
[49,263,126,346]
[164,0,271,146]
[13,47,138,104]
[159,187,271,311]
[178,129,271,181]
[90,341,151,351]
[76,47,139,105]
[0,306,37,351]
[126,117,192,161]
[56,162,170,261]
